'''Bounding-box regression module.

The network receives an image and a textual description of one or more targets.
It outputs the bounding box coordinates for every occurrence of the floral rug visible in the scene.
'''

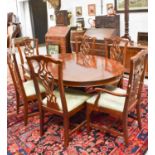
[7,71,148,155]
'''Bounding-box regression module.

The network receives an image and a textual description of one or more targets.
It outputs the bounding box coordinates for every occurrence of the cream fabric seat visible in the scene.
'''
[43,88,90,112]
[23,80,45,97]
[87,86,126,112]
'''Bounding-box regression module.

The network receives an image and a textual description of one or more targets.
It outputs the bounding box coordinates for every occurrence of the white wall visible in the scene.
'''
[47,0,148,42]
[6,0,18,15]
[7,0,33,37]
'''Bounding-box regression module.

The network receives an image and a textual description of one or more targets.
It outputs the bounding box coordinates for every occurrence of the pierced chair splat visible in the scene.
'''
[75,35,96,55]
[16,38,39,81]
[104,36,129,87]
[86,50,148,145]
[27,55,91,147]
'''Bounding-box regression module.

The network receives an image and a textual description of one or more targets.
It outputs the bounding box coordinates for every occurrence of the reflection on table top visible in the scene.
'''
[49,53,124,87]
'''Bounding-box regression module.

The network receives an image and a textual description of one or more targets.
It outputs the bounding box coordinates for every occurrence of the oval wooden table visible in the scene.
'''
[48,53,124,87]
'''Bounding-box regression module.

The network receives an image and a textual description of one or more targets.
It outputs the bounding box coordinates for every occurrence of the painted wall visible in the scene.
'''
[47,0,148,42]
[7,0,33,37]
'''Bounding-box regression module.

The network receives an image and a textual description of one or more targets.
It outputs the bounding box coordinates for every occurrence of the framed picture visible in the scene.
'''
[76,6,82,17]
[115,0,148,12]
[88,4,96,16]
[106,3,116,15]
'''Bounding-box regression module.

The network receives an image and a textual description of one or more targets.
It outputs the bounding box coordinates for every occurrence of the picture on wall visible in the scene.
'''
[76,6,82,17]
[115,0,148,12]
[106,3,116,15]
[88,4,96,16]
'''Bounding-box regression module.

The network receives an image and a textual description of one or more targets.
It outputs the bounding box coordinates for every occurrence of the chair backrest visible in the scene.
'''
[104,36,128,66]
[7,51,27,100]
[16,38,39,65]
[124,50,148,111]
[26,55,68,113]
[46,42,59,55]
[75,35,96,55]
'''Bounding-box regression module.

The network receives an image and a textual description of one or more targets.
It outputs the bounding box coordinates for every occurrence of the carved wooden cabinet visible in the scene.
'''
[95,15,120,36]
[45,26,71,54]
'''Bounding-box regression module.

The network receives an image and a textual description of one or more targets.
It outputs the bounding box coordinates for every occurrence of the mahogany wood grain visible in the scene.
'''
[49,53,124,87]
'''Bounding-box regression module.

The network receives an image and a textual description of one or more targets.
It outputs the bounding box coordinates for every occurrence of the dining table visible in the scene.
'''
[48,53,124,87]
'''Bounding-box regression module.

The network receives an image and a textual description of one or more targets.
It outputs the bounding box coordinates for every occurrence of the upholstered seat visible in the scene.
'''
[43,88,90,112]
[87,87,126,112]
[23,80,45,97]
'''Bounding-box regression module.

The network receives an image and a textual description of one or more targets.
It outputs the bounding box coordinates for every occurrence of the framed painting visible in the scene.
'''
[76,6,82,17]
[88,4,96,16]
[115,0,148,12]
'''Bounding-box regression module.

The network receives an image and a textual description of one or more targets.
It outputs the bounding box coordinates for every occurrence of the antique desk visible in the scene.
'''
[49,53,124,87]
[45,26,71,54]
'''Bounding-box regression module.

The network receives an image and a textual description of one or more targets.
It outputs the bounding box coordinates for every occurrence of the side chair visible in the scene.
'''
[16,38,39,81]
[86,50,148,145]
[104,36,129,88]
[7,51,45,125]
[75,35,96,55]
[26,55,91,148]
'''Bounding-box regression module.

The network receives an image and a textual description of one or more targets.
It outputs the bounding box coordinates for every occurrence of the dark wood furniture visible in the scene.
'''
[27,55,90,147]
[45,26,71,54]
[7,51,45,125]
[86,50,148,145]
[16,38,39,81]
[95,15,120,36]
[55,10,70,26]
[49,53,124,87]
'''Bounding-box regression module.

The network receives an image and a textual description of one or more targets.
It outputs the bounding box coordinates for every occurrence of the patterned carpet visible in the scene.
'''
[7,71,148,155]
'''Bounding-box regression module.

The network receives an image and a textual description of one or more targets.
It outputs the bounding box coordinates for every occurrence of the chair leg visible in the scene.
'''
[118,77,123,88]
[122,118,128,145]
[136,104,142,129]
[16,91,20,114]
[86,104,91,132]
[40,109,45,136]
[64,117,70,148]
[24,101,28,126]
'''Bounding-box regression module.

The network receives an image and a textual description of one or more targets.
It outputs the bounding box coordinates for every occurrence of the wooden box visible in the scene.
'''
[45,26,71,54]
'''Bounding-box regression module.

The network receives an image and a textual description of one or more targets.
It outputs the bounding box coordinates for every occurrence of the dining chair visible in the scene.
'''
[104,36,129,88]
[26,55,91,147]
[86,50,147,145]
[16,38,39,81]
[7,51,45,125]
[75,35,96,55]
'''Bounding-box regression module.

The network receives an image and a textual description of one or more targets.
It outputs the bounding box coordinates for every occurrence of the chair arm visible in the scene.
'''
[94,88,128,97]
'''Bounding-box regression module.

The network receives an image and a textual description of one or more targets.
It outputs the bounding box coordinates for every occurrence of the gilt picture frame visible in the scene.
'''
[115,0,148,12]
[76,6,82,17]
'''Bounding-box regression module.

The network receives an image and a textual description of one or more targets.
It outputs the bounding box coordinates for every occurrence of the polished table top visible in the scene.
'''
[49,53,124,87]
